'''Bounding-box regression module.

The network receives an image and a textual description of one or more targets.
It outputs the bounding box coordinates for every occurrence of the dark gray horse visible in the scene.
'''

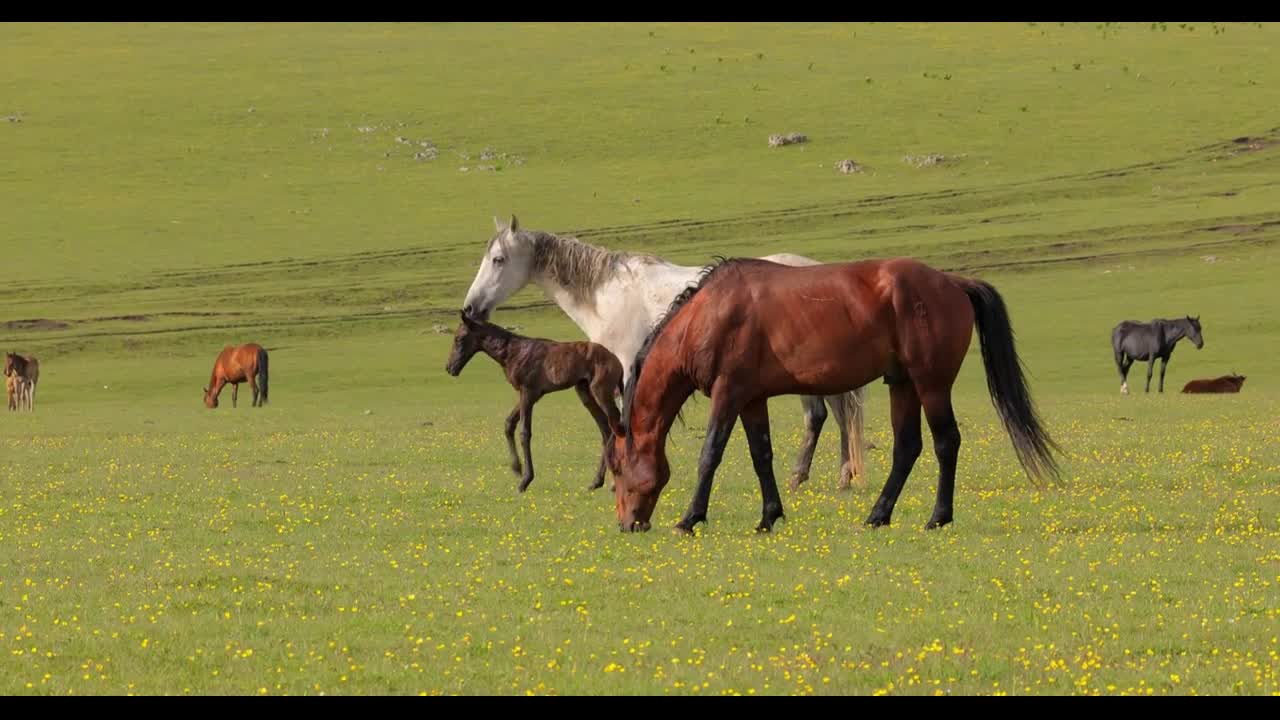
[1111,316,1204,394]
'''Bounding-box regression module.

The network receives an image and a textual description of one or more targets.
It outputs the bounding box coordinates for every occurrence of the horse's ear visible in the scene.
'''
[493,216,505,232]
[461,311,478,328]
[509,214,519,232]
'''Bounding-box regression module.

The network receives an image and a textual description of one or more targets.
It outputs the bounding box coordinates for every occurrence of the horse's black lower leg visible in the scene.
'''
[504,403,522,475]
[866,383,923,528]
[788,395,827,490]
[1158,357,1168,393]
[741,399,785,532]
[921,394,961,530]
[675,395,739,534]
[517,395,537,492]
[575,383,613,490]
[1145,359,1155,393]
[1115,351,1131,394]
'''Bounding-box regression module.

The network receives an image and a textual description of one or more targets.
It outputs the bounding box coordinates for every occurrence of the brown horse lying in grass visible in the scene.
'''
[1182,373,1245,393]
[446,311,624,493]
[204,344,270,408]
[608,257,1060,534]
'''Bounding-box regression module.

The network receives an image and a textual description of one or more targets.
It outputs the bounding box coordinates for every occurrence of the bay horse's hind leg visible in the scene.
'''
[575,381,613,491]
[866,381,923,528]
[741,398,785,532]
[920,389,961,530]
[787,395,827,490]
[675,384,740,534]
[231,382,238,408]
[248,374,260,407]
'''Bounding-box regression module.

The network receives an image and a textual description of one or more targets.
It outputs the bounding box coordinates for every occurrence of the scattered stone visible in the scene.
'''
[834,159,863,174]
[768,132,807,148]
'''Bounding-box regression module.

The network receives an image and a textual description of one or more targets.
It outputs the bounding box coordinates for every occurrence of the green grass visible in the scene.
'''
[1,22,1278,695]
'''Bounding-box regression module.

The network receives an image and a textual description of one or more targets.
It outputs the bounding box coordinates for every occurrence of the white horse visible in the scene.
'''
[461,216,869,489]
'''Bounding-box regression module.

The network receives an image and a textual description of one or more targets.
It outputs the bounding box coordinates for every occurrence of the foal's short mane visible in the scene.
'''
[620,256,743,435]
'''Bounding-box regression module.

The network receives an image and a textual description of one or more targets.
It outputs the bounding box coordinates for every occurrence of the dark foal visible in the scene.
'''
[445,312,624,493]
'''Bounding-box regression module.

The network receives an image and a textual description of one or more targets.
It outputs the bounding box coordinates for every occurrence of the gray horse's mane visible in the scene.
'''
[494,229,653,303]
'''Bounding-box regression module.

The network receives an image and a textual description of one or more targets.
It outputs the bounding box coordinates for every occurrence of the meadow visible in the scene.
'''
[1,22,1277,694]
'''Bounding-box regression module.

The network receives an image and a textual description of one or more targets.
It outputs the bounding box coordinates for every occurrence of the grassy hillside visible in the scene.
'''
[1,22,1277,695]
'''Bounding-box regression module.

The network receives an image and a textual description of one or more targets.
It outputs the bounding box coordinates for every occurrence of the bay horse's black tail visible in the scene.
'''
[257,347,269,405]
[960,279,1061,485]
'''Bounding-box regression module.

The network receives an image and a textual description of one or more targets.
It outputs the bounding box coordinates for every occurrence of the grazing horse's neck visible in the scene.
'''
[626,355,695,455]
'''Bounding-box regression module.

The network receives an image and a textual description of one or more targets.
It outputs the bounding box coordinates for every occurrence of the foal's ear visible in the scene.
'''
[460,311,478,328]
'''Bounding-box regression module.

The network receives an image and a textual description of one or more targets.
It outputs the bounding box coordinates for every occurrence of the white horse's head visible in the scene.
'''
[461,215,537,321]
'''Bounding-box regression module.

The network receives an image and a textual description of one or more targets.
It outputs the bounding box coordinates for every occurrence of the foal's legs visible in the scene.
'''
[586,374,623,493]
[787,395,827,490]
[675,385,740,534]
[575,382,613,491]
[741,398,785,532]
[504,403,522,475]
[920,389,961,530]
[866,382,924,528]
[516,391,540,493]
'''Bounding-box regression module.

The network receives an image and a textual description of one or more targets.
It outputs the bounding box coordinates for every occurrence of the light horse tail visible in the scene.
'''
[956,277,1061,485]
[257,347,269,405]
[840,386,867,484]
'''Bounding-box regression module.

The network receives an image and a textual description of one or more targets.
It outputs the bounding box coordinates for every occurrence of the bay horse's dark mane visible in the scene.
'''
[621,256,746,435]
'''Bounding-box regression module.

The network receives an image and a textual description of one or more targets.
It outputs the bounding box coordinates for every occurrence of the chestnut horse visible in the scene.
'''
[607,257,1060,534]
[204,344,269,408]
[446,312,624,493]
[1182,373,1245,393]
[4,353,39,411]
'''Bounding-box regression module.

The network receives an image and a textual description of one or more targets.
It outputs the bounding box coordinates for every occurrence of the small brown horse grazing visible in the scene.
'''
[4,353,39,411]
[446,311,624,493]
[1182,373,1246,393]
[204,344,269,408]
[607,257,1060,534]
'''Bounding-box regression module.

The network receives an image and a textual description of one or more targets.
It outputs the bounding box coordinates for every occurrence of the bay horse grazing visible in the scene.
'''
[1182,373,1245,394]
[445,311,624,493]
[4,353,39,411]
[1111,316,1203,394]
[607,257,1060,534]
[460,215,870,492]
[204,344,269,408]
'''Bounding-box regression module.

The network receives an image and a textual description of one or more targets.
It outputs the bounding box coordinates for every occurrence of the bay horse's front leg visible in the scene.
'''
[787,395,827,490]
[675,390,739,534]
[866,381,923,528]
[741,398,785,532]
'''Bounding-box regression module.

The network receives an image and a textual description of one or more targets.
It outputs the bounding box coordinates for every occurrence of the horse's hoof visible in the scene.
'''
[865,515,891,528]
[517,479,532,493]
[788,474,807,491]
[925,517,952,530]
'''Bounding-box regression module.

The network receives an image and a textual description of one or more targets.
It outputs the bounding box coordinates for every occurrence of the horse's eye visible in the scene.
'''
[493,256,505,266]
